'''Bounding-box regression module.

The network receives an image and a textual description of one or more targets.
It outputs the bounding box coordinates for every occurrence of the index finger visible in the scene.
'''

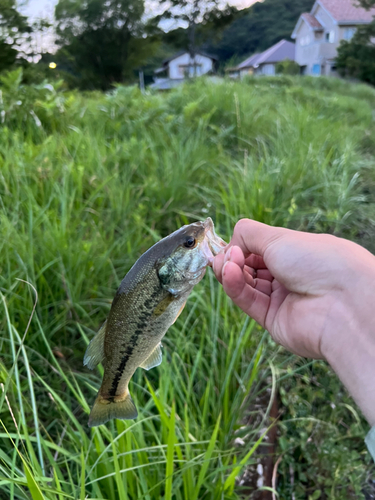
[229,219,287,258]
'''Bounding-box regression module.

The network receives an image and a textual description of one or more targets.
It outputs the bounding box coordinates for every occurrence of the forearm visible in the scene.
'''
[322,278,375,426]
[325,324,375,426]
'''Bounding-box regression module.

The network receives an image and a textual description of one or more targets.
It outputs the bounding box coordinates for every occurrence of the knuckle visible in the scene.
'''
[234,218,251,234]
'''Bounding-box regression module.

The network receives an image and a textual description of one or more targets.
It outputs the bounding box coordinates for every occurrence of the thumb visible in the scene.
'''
[230,219,287,258]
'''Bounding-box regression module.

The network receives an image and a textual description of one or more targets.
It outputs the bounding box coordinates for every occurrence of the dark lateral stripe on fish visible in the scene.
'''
[108,331,140,398]
[108,288,161,398]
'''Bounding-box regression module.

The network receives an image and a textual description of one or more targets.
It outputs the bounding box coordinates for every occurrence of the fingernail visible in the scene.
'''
[224,247,233,263]
[223,261,229,277]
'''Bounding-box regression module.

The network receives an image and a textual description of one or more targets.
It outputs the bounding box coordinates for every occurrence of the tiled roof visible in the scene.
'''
[236,40,295,70]
[162,51,218,65]
[255,39,295,65]
[237,53,262,69]
[318,0,375,23]
[301,12,323,29]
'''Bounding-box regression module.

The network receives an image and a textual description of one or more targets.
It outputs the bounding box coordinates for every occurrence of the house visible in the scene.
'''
[227,40,296,78]
[150,51,217,90]
[292,0,375,76]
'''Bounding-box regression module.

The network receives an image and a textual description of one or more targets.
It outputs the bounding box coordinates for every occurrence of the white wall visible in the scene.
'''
[294,4,346,76]
[239,68,254,78]
[257,64,276,75]
[168,53,214,80]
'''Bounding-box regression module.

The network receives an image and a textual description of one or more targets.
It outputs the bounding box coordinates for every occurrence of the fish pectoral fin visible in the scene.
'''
[88,390,138,427]
[140,343,163,371]
[83,320,106,370]
[172,301,186,324]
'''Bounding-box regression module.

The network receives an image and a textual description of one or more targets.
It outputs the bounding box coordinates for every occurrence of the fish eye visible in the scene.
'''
[184,237,197,249]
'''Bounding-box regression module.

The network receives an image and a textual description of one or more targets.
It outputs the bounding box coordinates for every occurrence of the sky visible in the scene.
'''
[22,0,258,20]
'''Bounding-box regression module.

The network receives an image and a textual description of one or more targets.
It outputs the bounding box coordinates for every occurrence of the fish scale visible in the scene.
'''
[84,217,227,427]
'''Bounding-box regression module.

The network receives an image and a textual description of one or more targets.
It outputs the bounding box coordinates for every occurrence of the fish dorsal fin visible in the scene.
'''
[83,320,106,370]
[140,343,163,371]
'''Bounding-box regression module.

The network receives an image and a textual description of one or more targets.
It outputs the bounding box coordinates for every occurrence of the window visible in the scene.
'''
[325,31,335,43]
[262,64,275,75]
[344,27,356,40]
[300,35,310,46]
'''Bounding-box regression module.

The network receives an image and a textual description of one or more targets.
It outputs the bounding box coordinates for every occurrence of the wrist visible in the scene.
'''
[322,279,375,426]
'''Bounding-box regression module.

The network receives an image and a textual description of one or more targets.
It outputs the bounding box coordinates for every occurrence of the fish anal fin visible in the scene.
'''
[140,343,163,371]
[172,301,186,325]
[83,320,106,370]
[88,390,138,427]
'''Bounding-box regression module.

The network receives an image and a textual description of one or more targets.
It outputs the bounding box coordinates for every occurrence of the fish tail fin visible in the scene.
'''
[88,391,138,427]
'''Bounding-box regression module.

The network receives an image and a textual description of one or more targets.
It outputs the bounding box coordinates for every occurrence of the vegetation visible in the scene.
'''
[153,0,315,76]
[1,0,316,89]
[276,59,300,75]
[201,0,314,62]
[0,72,374,499]
[53,0,156,90]
[337,0,375,85]
[0,0,31,72]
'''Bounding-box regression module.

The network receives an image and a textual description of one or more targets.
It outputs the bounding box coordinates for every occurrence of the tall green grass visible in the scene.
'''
[0,71,374,499]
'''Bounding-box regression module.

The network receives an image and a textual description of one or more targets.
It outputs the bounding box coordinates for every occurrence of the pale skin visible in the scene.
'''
[213,219,375,426]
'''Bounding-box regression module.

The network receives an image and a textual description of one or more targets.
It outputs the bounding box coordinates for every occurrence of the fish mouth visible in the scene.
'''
[201,218,228,267]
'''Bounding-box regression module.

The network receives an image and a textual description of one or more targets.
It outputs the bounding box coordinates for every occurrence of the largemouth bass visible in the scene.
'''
[84,217,226,427]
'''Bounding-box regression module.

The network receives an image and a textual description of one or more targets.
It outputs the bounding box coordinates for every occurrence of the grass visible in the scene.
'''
[0,69,374,499]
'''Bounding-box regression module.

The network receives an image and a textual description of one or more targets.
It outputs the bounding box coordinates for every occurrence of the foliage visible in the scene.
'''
[157,0,235,55]
[359,0,375,7]
[200,0,314,62]
[0,0,31,72]
[0,73,374,499]
[276,58,300,75]
[336,22,375,85]
[145,0,313,77]
[336,0,375,85]
[54,0,157,89]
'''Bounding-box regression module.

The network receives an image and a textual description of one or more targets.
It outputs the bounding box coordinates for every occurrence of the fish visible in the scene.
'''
[84,217,227,427]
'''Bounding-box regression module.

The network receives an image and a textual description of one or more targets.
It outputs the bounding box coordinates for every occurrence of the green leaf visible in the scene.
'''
[165,402,176,500]
[192,414,222,500]
[23,461,45,500]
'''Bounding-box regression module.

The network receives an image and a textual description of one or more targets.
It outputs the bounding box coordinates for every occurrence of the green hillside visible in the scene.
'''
[0,72,374,499]
[161,0,315,64]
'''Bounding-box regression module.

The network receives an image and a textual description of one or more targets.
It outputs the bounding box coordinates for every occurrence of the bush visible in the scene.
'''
[336,23,375,85]
[276,58,300,75]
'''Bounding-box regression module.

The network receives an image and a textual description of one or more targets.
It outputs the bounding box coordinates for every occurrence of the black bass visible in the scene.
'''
[84,217,226,427]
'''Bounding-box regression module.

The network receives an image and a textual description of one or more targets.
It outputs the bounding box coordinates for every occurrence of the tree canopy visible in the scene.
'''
[202,0,314,61]
[54,0,154,89]
[336,0,375,85]
[0,0,31,71]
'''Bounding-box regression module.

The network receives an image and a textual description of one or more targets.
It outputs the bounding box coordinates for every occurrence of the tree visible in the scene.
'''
[359,0,375,7]
[0,0,31,72]
[276,59,300,75]
[54,0,155,89]
[157,0,231,57]
[336,0,375,84]
[202,0,314,62]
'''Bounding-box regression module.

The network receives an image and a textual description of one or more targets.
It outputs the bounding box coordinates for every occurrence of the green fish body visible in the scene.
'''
[84,218,226,427]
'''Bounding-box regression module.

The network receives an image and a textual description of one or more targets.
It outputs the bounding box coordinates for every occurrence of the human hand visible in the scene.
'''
[213,219,375,424]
